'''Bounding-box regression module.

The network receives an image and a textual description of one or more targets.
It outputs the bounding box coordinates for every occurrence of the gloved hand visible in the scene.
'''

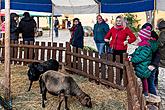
[124,41,128,46]
[126,56,132,61]
[148,65,155,71]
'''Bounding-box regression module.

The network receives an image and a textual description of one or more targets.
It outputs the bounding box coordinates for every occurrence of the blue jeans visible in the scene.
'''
[147,69,157,95]
[96,43,105,55]
[54,27,58,37]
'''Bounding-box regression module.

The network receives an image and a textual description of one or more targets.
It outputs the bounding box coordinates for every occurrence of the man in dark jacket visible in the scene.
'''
[19,12,36,44]
[157,20,165,68]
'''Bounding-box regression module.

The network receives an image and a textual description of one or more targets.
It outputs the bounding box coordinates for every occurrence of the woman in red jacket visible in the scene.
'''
[104,15,136,55]
[104,15,136,84]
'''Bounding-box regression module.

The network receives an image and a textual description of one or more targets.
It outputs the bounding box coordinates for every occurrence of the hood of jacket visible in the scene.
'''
[148,40,158,53]
[21,16,33,22]
[158,20,165,31]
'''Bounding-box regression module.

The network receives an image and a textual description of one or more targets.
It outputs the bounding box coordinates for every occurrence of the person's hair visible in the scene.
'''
[23,12,30,17]
[115,15,126,27]
[96,15,102,19]
[151,30,158,40]
[116,15,123,20]
[73,18,80,22]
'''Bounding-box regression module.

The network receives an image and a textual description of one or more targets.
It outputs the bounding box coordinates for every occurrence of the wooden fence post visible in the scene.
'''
[123,53,128,87]
[107,54,114,83]
[65,42,71,67]
[40,42,45,61]
[47,42,51,60]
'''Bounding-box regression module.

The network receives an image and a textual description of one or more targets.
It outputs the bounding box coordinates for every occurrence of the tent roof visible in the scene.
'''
[100,0,154,13]
[156,0,165,11]
[1,0,52,12]
[51,0,99,14]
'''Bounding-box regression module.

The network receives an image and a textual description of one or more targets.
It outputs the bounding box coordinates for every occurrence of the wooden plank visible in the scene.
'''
[52,42,57,60]
[13,40,18,64]
[40,42,45,61]
[23,41,28,65]
[101,54,106,80]
[72,47,77,69]
[107,54,114,83]
[34,42,39,60]
[58,43,63,62]
[65,42,71,68]
[4,0,11,103]
[89,51,93,81]
[95,52,99,83]
[18,41,23,65]
[28,41,34,61]
[116,55,121,85]
[77,48,82,71]
[123,53,128,87]
[47,42,51,60]
[83,49,87,73]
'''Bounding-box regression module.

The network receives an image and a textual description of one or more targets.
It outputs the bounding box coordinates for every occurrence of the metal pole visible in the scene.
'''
[4,0,11,107]
[51,4,55,45]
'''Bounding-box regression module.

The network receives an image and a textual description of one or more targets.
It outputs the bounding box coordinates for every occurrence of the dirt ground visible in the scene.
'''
[0,64,127,110]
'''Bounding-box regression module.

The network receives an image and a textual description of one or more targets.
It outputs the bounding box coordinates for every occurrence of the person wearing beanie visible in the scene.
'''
[129,23,160,102]
[138,26,152,46]
[157,20,165,68]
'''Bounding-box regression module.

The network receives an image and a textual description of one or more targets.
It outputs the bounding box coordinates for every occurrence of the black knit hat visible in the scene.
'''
[141,23,153,30]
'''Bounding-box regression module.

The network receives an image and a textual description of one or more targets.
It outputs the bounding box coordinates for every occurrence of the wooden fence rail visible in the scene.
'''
[0,40,66,66]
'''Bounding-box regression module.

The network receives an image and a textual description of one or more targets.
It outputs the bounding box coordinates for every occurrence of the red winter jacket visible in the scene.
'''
[104,26,136,50]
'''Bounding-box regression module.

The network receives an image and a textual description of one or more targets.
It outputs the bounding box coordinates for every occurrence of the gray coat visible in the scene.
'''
[158,29,165,68]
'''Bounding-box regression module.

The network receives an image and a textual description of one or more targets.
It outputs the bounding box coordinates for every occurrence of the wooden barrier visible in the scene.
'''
[0,41,148,110]
[0,40,66,65]
[65,42,126,90]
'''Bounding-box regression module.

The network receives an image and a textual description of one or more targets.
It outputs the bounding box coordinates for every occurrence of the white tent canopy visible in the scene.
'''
[156,0,165,11]
[51,0,99,14]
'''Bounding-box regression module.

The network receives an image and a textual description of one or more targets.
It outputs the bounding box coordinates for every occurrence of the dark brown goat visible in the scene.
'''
[39,70,92,110]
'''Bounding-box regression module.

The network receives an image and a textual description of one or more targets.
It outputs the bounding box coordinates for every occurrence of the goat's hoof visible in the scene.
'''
[64,108,70,110]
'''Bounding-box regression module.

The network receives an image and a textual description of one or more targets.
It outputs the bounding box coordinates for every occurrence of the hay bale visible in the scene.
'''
[0,64,127,110]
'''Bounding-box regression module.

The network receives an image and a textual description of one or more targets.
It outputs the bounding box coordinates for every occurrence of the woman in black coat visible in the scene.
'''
[69,18,84,49]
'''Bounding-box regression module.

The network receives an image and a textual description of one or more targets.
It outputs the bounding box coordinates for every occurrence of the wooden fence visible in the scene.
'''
[0,40,66,65]
[0,41,146,110]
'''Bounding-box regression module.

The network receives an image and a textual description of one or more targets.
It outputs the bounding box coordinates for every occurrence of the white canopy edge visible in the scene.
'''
[156,0,165,11]
[51,0,99,14]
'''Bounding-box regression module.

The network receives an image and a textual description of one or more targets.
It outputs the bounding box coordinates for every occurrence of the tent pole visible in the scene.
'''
[4,0,11,107]
[51,4,55,45]
[152,0,156,29]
